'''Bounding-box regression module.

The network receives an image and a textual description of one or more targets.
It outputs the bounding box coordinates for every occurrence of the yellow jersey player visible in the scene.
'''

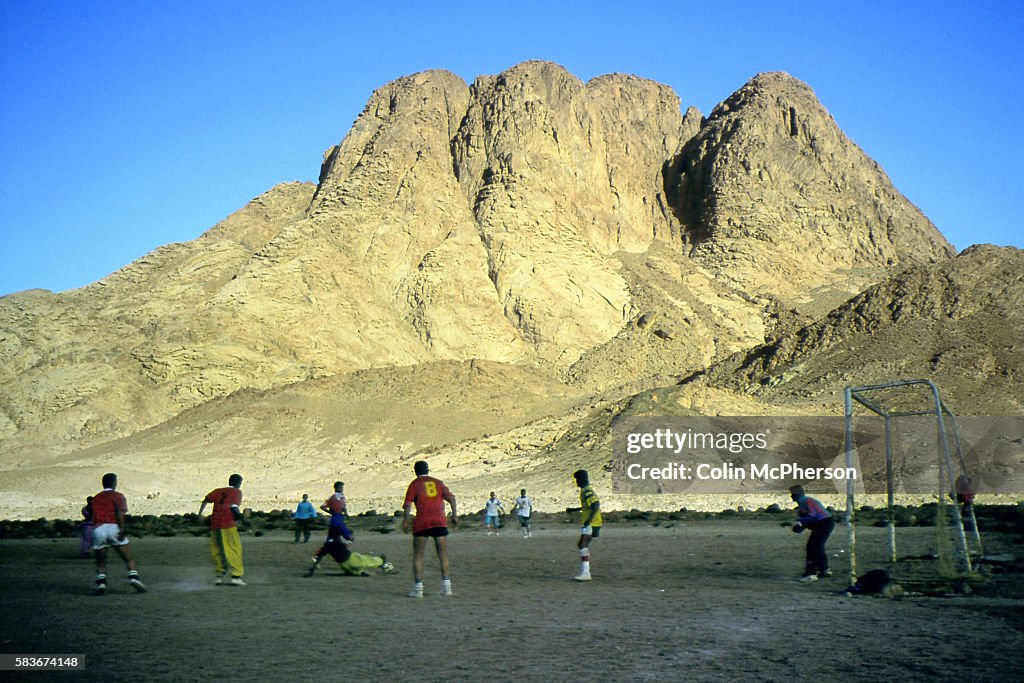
[573,469,602,581]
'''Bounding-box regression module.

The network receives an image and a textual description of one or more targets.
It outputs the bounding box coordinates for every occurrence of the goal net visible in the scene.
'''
[843,380,981,591]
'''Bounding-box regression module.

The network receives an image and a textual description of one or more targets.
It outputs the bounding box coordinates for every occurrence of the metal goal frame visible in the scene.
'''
[843,379,979,586]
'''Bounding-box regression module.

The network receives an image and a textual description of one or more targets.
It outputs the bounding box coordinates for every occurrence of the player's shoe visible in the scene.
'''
[306,558,320,577]
[818,570,832,578]
[229,577,247,586]
[573,572,592,582]
[799,574,819,583]
[215,575,224,585]
[94,575,107,596]
[128,572,147,593]
[440,579,453,597]
[407,583,424,598]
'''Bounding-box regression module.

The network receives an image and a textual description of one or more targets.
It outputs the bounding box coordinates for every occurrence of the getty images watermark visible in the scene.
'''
[611,416,1024,495]
[623,428,855,483]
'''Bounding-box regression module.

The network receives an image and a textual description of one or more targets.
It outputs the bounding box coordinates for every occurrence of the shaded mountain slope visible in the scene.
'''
[695,245,1024,414]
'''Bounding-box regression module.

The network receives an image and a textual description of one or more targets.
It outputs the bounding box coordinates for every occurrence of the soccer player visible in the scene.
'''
[293,493,317,543]
[90,473,146,595]
[483,491,504,535]
[573,470,602,581]
[402,460,458,598]
[318,481,352,537]
[789,484,835,582]
[307,481,354,575]
[306,534,392,577]
[953,473,977,531]
[79,495,95,557]
[199,474,246,586]
[512,488,533,538]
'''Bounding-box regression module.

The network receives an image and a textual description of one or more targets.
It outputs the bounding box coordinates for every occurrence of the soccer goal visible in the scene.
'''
[842,380,981,588]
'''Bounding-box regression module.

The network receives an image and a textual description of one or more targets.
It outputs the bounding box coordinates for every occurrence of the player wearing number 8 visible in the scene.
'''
[402,460,458,598]
[573,469,602,581]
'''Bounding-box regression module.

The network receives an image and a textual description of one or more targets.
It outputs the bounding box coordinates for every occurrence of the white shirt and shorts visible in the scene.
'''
[515,496,532,526]
[484,498,503,527]
[91,524,129,550]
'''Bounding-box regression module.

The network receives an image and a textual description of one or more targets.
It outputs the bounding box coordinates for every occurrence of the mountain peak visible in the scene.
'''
[710,70,815,113]
[671,68,953,303]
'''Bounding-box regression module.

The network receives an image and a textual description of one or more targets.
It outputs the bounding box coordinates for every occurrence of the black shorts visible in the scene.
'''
[413,527,449,538]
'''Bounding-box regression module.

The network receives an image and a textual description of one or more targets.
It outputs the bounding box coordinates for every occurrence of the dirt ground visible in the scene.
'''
[2,519,1023,682]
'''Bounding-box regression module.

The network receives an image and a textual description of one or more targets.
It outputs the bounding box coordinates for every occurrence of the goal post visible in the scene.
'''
[843,380,976,587]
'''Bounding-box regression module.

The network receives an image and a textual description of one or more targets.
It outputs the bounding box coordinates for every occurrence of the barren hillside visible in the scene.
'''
[0,62,989,520]
[695,244,1024,415]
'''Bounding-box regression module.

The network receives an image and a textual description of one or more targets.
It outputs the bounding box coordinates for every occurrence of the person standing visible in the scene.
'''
[953,473,977,531]
[573,470,602,581]
[402,460,458,598]
[512,488,533,538]
[199,474,246,586]
[90,473,146,595]
[789,485,835,582]
[293,494,317,543]
[483,491,504,535]
[79,496,95,557]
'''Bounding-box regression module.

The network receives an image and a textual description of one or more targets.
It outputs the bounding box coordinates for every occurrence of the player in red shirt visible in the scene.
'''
[402,460,458,598]
[308,481,353,575]
[90,473,146,595]
[199,474,246,585]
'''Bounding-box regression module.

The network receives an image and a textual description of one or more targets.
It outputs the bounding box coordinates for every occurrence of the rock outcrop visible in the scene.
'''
[697,245,1024,415]
[669,72,954,308]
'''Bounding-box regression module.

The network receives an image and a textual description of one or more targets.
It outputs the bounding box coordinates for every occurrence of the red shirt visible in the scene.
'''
[205,486,243,529]
[91,489,126,525]
[403,476,452,533]
[324,493,346,515]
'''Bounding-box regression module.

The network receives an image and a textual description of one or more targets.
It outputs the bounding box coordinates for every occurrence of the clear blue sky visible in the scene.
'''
[2,1,1022,297]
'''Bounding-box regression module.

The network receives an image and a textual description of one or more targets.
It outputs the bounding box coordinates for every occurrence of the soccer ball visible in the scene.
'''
[381,561,395,574]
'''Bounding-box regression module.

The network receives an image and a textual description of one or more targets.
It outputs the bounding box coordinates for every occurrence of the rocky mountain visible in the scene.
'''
[693,244,1024,415]
[0,62,975,518]
[669,72,951,308]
